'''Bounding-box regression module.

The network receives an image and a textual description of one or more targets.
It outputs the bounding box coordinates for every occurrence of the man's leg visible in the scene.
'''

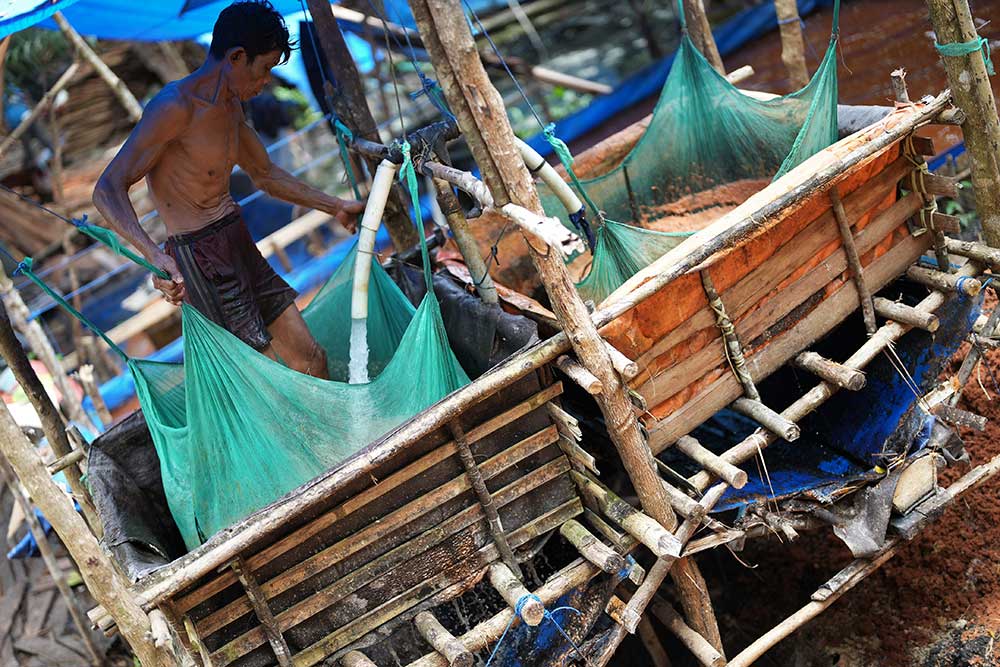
[266,304,329,380]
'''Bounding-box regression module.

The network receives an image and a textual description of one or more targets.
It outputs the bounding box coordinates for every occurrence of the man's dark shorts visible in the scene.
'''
[166,210,298,350]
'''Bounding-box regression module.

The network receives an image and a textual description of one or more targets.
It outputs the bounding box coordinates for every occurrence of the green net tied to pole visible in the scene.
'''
[535,0,840,304]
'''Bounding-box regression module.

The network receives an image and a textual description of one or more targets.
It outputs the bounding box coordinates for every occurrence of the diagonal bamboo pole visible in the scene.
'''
[0,62,81,159]
[409,0,723,651]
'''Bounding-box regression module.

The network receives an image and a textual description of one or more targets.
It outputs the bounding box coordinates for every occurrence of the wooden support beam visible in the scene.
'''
[0,461,102,665]
[774,0,809,89]
[0,62,81,158]
[448,420,521,579]
[53,13,142,122]
[343,650,379,667]
[925,0,1000,248]
[78,364,112,427]
[830,189,878,334]
[604,342,639,381]
[414,612,473,667]
[793,351,867,391]
[433,178,498,304]
[660,480,707,522]
[945,237,1000,269]
[0,399,158,666]
[674,435,748,489]
[0,295,100,534]
[303,0,420,251]
[731,398,800,441]
[556,355,603,394]
[682,0,724,74]
[559,519,626,574]
[873,297,940,332]
[649,596,726,667]
[572,471,681,558]
[487,563,545,626]
[229,558,292,667]
[906,264,981,296]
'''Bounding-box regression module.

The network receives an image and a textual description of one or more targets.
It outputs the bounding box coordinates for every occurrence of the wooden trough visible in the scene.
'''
[80,92,1000,667]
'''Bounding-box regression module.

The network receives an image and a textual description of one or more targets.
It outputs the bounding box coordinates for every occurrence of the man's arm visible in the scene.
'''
[93,89,189,304]
[237,120,365,232]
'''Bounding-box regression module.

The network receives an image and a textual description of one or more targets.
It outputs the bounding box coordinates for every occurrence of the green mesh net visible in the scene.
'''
[539,0,840,304]
[130,243,469,550]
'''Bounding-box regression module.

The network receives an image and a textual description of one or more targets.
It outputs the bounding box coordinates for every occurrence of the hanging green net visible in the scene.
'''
[539,0,840,304]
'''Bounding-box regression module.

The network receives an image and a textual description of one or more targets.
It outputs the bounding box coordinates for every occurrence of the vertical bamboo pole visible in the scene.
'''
[52,13,143,123]
[0,301,101,535]
[683,0,724,74]
[303,0,421,252]
[774,0,809,89]
[0,401,160,667]
[409,0,722,649]
[925,0,1000,248]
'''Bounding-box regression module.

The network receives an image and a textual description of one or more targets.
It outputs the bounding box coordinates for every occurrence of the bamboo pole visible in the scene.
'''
[556,355,603,394]
[78,364,113,427]
[0,460,102,666]
[0,400,160,666]
[559,519,625,574]
[649,596,725,667]
[487,562,545,626]
[0,298,101,533]
[343,651,379,667]
[774,0,809,89]
[0,36,9,132]
[924,0,1000,248]
[683,0,724,74]
[432,179,498,304]
[873,297,940,332]
[830,189,878,334]
[793,352,866,391]
[302,0,420,251]
[52,13,142,122]
[414,612,473,667]
[0,62,81,158]
[637,616,672,667]
[906,264,981,296]
[409,0,723,647]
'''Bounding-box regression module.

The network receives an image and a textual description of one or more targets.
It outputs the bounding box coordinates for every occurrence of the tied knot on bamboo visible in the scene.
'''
[485,593,588,667]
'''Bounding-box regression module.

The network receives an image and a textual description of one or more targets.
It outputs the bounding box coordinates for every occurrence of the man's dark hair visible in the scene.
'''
[209,0,294,65]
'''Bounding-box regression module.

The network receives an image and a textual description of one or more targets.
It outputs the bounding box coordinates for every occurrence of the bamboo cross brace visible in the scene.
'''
[414,612,473,667]
[488,562,545,626]
[873,297,940,332]
[559,519,626,574]
[829,189,878,334]
[649,596,726,667]
[793,351,867,391]
[660,479,708,520]
[448,420,521,579]
[906,264,982,296]
[701,270,760,401]
[674,435,749,489]
[731,398,800,441]
[228,558,293,667]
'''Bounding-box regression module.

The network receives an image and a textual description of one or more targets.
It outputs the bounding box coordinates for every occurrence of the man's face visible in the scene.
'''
[227,49,282,101]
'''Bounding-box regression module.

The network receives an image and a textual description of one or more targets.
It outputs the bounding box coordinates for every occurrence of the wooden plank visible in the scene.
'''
[288,497,582,667]
[207,456,572,662]
[175,383,563,614]
[196,424,560,636]
[646,227,933,451]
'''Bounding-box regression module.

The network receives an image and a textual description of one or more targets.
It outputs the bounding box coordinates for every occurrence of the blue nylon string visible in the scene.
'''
[484,593,586,667]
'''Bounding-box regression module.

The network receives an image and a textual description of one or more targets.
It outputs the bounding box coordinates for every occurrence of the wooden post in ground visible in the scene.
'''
[409,0,723,650]
[303,0,421,252]
[0,400,161,667]
[0,270,97,433]
[0,300,101,534]
[925,0,1000,248]
[774,0,809,89]
[683,0,724,74]
[52,13,143,123]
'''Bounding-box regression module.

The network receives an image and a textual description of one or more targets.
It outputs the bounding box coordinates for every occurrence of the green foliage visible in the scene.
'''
[4,28,74,97]
[939,179,977,229]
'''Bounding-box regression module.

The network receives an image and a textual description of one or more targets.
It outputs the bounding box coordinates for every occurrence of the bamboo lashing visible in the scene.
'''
[414,612,473,667]
[448,421,521,579]
[701,270,760,401]
[793,352,866,391]
[487,563,545,626]
[559,519,626,574]
[830,189,878,334]
[873,297,940,332]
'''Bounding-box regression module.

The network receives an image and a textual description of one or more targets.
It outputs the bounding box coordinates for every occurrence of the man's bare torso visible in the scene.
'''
[146,77,244,235]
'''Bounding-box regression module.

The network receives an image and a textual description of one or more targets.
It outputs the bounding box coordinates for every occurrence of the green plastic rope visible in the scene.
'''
[15,257,128,361]
[333,118,364,202]
[74,222,169,279]
[397,140,435,292]
[543,123,608,222]
[935,36,995,75]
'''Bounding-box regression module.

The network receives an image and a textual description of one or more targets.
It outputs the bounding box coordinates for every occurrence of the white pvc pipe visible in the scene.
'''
[514,137,582,216]
[351,159,398,320]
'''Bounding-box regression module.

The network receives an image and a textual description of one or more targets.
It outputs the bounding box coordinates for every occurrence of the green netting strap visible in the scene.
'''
[543,123,607,223]
[935,36,995,75]
[333,118,364,202]
[397,139,435,292]
[71,217,170,279]
[14,257,128,362]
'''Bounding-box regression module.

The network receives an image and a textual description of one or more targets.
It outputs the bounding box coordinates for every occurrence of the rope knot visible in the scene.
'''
[333,118,354,142]
[486,594,586,667]
[13,257,32,276]
[514,593,543,620]
[935,36,995,76]
[956,275,973,298]
[70,214,89,228]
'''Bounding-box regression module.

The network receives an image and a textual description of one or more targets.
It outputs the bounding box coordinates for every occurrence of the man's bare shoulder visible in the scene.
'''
[141,83,194,127]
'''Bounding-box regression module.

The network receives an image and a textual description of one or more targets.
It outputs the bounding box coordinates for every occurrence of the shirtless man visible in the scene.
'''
[93,0,363,379]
